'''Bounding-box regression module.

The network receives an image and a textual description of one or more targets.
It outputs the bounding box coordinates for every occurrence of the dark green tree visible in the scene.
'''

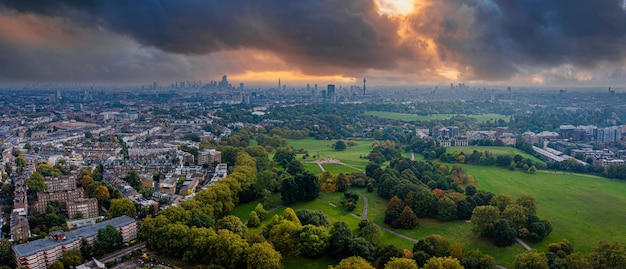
[329,221,354,259]
[97,225,123,253]
[491,219,517,247]
[334,140,347,151]
[281,176,298,205]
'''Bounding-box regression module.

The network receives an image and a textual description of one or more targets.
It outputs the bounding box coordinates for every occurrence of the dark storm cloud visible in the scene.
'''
[426,0,626,79]
[1,0,626,82]
[0,0,406,75]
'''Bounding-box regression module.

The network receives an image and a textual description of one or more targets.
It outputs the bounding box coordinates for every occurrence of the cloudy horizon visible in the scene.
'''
[1,0,626,87]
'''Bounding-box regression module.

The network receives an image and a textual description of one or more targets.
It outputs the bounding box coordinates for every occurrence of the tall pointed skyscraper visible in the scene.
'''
[363,77,366,95]
[278,78,281,90]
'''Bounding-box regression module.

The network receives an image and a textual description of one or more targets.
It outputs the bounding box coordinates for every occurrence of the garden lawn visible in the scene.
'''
[445,146,546,166]
[288,138,372,169]
[466,165,626,254]
[364,111,509,123]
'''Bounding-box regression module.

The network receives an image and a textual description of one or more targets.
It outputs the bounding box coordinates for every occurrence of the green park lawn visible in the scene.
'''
[445,146,546,166]
[288,138,373,171]
[466,165,626,254]
[364,111,509,123]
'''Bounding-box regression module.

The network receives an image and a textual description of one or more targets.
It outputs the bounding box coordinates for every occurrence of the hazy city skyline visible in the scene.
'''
[1,0,626,86]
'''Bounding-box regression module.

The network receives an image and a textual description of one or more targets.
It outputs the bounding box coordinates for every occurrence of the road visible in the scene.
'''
[100,242,147,263]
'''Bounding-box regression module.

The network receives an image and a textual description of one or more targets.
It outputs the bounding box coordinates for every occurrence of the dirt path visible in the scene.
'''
[353,190,416,243]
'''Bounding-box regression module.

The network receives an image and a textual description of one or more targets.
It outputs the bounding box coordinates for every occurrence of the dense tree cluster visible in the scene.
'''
[280,161,319,205]
[370,158,495,225]
[471,194,551,247]
[510,239,626,269]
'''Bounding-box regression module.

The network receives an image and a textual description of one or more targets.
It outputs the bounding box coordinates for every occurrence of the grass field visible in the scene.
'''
[445,146,546,166]
[288,138,372,173]
[364,111,509,123]
[466,165,626,254]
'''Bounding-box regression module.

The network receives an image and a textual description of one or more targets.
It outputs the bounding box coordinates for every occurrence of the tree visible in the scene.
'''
[436,196,458,221]
[80,238,93,260]
[490,194,512,213]
[516,195,537,216]
[296,209,330,227]
[358,220,382,247]
[589,241,626,269]
[565,252,590,269]
[347,237,377,262]
[60,249,82,268]
[394,206,418,229]
[329,221,354,259]
[217,215,248,239]
[330,256,375,269]
[461,249,497,269]
[414,234,450,258]
[513,251,548,269]
[49,260,64,269]
[502,204,528,229]
[273,147,295,168]
[385,258,418,269]
[281,176,299,205]
[334,140,348,151]
[26,171,47,193]
[269,220,300,256]
[207,229,248,269]
[286,160,305,175]
[422,257,463,269]
[248,211,261,227]
[109,198,137,218]
[449,242,464,260]
[297,172,320,201]
[296,224,330,257]
[471,205,500,237]
[0,239,13,267]
[97,225,123,253]
[336,173,350,192]
[377,244,404,267]
[246,242,283,269]
[387,196,404,213]
[491,219,517,247]
[255,203,268,221]
[15,155,26,172]
[282,208,302,226]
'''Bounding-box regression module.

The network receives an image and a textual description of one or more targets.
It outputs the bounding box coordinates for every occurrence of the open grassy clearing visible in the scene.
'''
[364,111,509,123]
[466,165,626,254]
[445,146,546,166]
[320,163,362,174]
[288,138,372,167]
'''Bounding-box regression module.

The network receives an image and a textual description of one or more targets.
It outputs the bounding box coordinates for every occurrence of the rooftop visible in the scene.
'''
[12,215,135,257]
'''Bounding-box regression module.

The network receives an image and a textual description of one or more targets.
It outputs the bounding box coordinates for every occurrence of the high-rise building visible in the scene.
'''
[278,78,281,90]
[327,84,335,97]
[363,78,366,95]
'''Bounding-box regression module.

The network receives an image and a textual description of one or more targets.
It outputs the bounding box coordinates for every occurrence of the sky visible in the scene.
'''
[1,0,626,87]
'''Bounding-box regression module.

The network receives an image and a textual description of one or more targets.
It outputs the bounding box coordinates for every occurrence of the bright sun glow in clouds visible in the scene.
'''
[376,0,416,16]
